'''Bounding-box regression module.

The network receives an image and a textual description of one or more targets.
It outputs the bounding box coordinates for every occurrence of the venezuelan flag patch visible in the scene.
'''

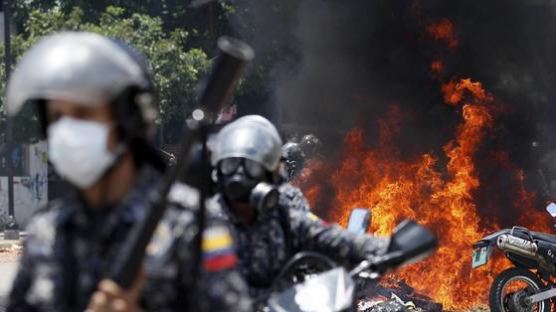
[202,226,237,272]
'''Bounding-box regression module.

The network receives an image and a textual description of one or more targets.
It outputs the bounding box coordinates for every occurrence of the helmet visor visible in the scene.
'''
[219,157,265,179]
[220,157,242,175]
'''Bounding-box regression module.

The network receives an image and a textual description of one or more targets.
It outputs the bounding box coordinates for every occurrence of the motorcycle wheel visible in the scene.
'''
[489,267,550,312]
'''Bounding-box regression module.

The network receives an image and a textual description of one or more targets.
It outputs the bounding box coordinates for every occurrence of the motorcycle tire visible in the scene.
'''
[489,267,550,312]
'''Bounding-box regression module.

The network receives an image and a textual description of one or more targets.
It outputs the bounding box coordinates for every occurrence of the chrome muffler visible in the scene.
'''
[497,234,538,258]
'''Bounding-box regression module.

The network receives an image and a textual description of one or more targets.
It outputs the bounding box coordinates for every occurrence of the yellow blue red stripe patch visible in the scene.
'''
[202,226,237,272]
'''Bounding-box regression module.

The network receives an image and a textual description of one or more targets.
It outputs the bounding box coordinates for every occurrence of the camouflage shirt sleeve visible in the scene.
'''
[289,210,388,265]
[167,183,252,312]
[279,183,311,213]
[193,219,252,312]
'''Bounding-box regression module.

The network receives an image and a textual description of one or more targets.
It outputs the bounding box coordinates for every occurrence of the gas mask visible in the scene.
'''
[219,157,279,213]
[48,116,124,189]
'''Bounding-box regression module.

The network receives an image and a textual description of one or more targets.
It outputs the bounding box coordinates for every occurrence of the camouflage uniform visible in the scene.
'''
[7,166,251,312]
[278,183,311,213]
[213,194,387,301]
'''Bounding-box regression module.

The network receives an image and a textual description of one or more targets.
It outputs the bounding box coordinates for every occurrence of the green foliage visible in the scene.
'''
[15,0,233,53]
[82,7,211,125]
[1,5,210,143]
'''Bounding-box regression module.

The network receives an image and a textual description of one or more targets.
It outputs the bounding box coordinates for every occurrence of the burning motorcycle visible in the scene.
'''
[263,219,438,312]
[472,202,556,312]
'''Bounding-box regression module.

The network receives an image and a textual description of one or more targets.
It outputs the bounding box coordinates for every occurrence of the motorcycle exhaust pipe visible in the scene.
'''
[497,234,537,258]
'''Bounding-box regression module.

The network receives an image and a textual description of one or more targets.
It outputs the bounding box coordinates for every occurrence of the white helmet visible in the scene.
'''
[211,115,283,172]
[6,31,157,128]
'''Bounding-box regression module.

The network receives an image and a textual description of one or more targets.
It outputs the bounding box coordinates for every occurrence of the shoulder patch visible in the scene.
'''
[202,226,237,272]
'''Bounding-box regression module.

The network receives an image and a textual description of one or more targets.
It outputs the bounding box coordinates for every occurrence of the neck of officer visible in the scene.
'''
[82,152,137,208]
[231,201,257,225]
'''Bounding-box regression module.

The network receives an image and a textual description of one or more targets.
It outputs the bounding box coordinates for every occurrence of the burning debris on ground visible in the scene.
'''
[354,280,491,311]
[358,298,423,312]
[356,280,442,312]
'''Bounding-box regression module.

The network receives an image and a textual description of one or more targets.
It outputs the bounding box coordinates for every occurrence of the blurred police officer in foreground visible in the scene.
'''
[209,115,388,301]
[5,32,251,312]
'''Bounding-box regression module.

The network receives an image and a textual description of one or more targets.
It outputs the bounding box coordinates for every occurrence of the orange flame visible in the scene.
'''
[300,79,552,309]
[298,11,552,309]
[441,78,492,106]
[426,18,459,50]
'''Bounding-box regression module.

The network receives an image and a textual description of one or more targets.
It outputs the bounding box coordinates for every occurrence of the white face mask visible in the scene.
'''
[48,117,122,189]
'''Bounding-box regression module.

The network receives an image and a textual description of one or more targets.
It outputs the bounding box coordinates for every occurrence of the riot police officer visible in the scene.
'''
[209,115,388,301]
[299,134,322,160]
[281,142,306,182]
[6,32,251,312]
[278,143,311,213]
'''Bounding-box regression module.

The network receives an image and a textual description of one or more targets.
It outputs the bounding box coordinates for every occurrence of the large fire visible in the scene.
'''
[297,9,555,309]
[300,77,553,309]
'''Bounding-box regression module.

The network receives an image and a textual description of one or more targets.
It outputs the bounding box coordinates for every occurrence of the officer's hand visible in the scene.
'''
[85,271,145,312]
